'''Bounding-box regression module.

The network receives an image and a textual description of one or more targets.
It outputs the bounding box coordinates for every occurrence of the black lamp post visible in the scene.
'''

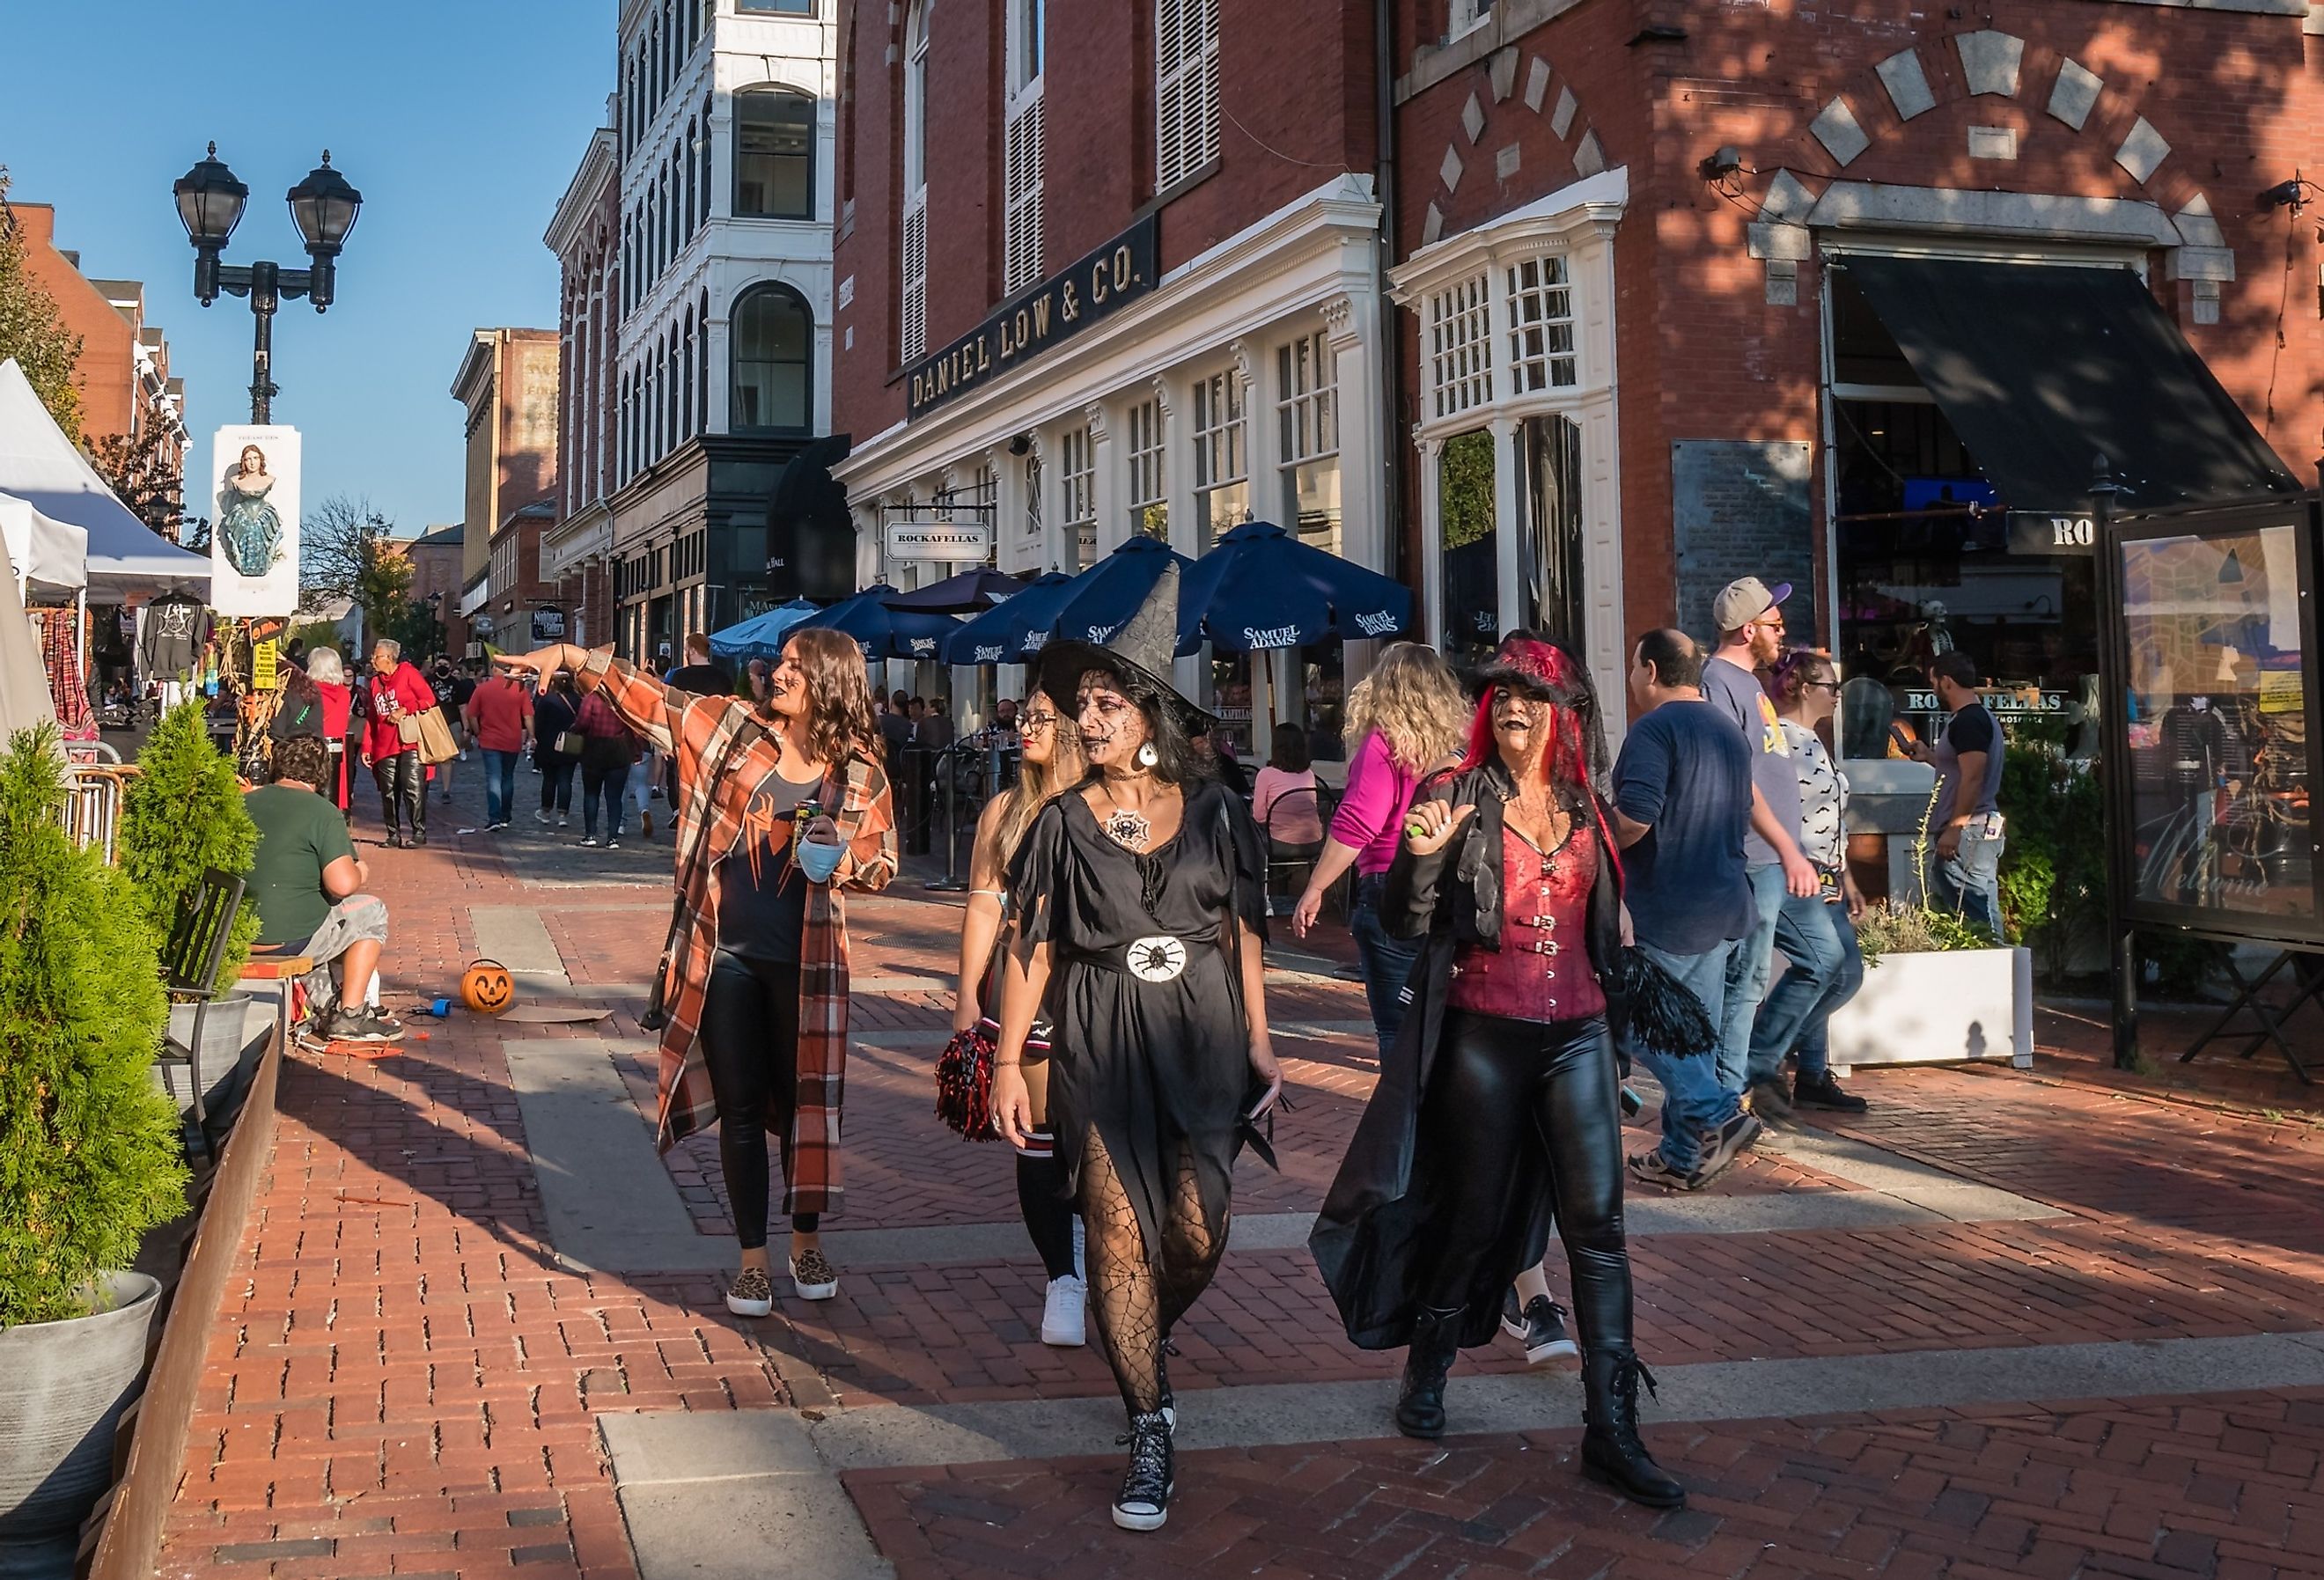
[173,143,363,423]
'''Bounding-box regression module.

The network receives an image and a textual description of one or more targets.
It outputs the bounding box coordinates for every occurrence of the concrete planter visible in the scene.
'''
[158,992,268,1120]
[1828,944,2034,1071]
[0,1272,162,1579]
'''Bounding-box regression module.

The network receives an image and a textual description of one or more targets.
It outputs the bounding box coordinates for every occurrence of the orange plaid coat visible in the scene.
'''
[580,654,896,1216]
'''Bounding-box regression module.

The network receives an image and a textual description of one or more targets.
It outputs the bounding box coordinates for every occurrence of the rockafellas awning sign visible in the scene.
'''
[904,214,1159,421]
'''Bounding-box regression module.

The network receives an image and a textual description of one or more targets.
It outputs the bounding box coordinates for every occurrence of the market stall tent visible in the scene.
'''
[0,534,59,739]
[0,489,87,599]
[0,359,209,599]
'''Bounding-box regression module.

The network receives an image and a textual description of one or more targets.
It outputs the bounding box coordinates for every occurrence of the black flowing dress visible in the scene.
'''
[1009,778,1269,1260]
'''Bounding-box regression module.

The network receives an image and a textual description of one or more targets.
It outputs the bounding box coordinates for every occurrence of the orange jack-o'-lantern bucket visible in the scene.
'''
[460,958,516,1015]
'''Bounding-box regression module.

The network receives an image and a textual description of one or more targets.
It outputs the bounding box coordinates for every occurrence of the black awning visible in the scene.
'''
[766,434,856,602]
[1837,255,2300,514]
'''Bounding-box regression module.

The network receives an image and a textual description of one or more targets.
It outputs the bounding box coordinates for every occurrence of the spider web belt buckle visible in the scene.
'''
[1124,935,1190,983]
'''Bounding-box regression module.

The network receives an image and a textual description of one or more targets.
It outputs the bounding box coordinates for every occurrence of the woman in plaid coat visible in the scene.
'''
[511,631,896,1314]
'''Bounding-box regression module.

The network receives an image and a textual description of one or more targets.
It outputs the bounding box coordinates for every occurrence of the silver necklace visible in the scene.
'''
[1097,781,1153,849]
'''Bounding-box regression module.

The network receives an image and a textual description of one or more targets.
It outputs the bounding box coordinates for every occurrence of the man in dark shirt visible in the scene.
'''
[1609,629,1761,1189]
[432,658,475,805]
[244,734,402,1044]
[664,632,735,698]
[1909,649,2007,936]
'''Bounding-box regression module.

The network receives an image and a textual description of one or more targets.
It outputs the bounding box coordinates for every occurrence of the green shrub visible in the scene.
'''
[1854,900,1992,966]
[119,701,259,987]
[0,725,188,1327]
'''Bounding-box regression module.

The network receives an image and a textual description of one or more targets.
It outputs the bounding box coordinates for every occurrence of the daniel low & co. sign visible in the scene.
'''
[905,213,1159,420]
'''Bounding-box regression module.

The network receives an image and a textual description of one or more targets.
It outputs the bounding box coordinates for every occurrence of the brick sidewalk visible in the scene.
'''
[149,768,2324,1578]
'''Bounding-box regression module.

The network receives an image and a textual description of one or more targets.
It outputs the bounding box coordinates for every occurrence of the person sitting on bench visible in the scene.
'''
[245,733,404,1045]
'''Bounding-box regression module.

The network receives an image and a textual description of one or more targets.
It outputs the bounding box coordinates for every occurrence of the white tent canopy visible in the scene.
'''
[0,357,209,599]
[0,489,87,599]
[0,534,58,739]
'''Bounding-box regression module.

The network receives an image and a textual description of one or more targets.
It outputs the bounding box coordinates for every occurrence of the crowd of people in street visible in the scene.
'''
[215,560,2004,1535]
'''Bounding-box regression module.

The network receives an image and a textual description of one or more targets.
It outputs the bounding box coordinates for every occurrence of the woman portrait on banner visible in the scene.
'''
[945,684,1091,1346]
[218,444,285,579]
[504,633,896,1314]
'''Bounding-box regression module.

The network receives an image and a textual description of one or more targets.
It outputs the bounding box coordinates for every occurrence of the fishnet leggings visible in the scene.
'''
[1078,1128,1227,1414]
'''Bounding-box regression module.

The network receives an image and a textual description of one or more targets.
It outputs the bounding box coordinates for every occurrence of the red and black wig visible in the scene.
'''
[1455,631,1622,878]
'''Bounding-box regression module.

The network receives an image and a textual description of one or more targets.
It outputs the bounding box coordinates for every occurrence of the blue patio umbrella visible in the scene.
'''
[882,566,1031,614]
[1176,519,1412,653]
[1047,536,1196,650]
[792,584,962,662]
[706,599,820,663]
[943,570,1079,665]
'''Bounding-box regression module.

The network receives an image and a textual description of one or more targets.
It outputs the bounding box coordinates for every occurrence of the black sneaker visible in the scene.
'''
[1793,1071,1869,1112]
[1501,1289,1579,1364]
[1695,1110,1764,1185]
[327,1008,405,1045]
[1112,1410,1174,1532]
[1627,1149,1703,1191]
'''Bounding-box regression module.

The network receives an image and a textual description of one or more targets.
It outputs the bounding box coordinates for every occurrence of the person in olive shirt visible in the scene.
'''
[244,734,404,1044]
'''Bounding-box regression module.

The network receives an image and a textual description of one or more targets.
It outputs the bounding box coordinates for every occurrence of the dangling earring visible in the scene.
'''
[1136,741,1159,769]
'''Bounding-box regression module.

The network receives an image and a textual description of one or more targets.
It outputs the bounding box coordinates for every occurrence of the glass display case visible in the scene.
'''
[2103,502,2320,943]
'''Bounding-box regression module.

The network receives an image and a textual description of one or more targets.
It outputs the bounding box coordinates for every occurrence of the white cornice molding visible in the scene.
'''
[546,127,620,259]
[1388,166,1629,305]
[1802,181,2181,248]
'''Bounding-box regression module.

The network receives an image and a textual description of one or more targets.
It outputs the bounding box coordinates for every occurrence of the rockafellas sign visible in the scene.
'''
[905,214,1159,420]
[208,425,301,617]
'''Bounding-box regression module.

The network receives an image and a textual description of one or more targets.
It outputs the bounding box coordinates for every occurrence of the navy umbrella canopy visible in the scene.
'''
[1047,536,1195,649]
[942,570,1079,665]
[1176,519,1412,653]
[791,584,962,662]
[882,566,1030,614]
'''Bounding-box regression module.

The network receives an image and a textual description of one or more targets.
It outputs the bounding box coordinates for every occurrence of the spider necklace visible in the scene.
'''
[1096,779,1155,849]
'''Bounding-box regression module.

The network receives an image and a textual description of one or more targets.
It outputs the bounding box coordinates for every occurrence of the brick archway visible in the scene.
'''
[1419,46,1611,246]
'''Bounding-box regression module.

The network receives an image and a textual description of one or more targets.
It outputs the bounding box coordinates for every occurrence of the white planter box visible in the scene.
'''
[1827,945,2034,1071]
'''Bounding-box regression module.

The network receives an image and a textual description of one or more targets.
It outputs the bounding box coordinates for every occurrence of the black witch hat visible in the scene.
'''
[1036,562,1214,729]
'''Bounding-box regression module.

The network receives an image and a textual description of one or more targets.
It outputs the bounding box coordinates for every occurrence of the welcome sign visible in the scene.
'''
[906,214,1159,420]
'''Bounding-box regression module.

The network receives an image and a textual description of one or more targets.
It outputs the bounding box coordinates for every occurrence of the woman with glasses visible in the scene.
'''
[952,687,1091,1346]
[1746,650,1870,1112]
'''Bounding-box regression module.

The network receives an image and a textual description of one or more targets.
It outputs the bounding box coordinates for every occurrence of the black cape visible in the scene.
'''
[1308,758,1627,1351]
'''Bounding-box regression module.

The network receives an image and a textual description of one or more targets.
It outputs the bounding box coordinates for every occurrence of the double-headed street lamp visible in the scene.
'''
[173,143,363,423]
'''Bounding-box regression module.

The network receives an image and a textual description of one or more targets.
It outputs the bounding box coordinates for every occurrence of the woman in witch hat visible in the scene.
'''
[990,563,1282,1532]
[1308,631,1686,1510]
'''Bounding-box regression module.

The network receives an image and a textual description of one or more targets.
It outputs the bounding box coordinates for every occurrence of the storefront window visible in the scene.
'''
[1279,331,1341,555]
[1127,396,1168,540]
[1193,368,1248,540]
[1828,272,2099,755]
[1061,424,1097,567]
[1519,413,1584,651]
[2120,521,2314,924]
[1440,430,1498,668]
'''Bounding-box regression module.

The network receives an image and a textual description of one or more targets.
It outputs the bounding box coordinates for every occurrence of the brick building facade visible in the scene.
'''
[543,121,621,650]
[830,0,1388,747]
[11,201,189,507]
[450,327,561,654]
[1386,0,2323,739]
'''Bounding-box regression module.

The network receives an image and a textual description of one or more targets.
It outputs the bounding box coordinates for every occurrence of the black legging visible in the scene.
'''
[372,750,424,839]
[1417,1010,1631,1353]
[698,950,819,1248]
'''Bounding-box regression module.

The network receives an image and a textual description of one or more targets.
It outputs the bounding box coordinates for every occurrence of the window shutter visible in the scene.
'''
[901,193,929,362]
[1004,88,1045,295]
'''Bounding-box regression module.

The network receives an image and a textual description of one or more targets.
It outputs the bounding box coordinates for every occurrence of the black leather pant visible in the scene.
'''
[373,750,424,840]
[1419,1010,1632,1353]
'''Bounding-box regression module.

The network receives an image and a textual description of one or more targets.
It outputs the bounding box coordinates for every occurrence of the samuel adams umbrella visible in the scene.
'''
[792,584,961,662]
[943,570,1079,665]
[706,598,820,663]
[881,565,1031,614]
[1047,536,1195,649]
[1176,519,1412,653]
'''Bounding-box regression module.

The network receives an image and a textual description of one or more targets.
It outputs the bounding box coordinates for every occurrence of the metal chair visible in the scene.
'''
[157,867,246,1157]
[1260,781,1334,916]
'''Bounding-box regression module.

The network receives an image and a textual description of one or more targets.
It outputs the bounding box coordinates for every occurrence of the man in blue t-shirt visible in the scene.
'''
[1609,629,1762,1190]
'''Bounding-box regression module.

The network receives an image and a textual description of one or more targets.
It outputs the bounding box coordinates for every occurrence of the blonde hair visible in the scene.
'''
[975,690,1088,876]
[1342,641,1467,774]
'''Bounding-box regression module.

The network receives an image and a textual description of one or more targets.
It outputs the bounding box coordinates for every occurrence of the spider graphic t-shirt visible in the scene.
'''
[713,766,826,961]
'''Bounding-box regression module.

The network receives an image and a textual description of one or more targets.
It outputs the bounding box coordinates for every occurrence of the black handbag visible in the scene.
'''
[640,722,763,1033]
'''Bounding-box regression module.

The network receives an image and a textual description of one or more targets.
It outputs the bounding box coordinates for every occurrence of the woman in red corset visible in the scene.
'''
[1311,631,1683,1510]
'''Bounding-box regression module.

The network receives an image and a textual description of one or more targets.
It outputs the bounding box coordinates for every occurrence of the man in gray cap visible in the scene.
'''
[1699,577,1845,1122]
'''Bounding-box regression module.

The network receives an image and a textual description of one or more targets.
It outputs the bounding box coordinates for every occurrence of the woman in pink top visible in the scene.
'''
[1290,643,1468,1054]
[1250,721,1326,846]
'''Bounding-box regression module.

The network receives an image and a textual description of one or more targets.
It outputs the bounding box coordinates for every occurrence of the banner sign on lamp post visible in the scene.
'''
[207,425,302,617]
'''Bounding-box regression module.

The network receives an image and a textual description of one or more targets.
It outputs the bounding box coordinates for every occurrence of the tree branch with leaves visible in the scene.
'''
[0,168,85,443]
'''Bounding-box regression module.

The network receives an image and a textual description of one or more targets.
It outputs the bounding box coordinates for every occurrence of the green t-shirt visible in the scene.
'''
[243,784,356,944]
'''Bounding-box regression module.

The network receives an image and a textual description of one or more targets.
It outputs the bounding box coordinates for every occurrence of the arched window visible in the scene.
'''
[730,283,812,432]
[665,327,680,449]
[681,307,696,436]
[697,288,711,427]
[683,118,698,239]
[733,88,815,219]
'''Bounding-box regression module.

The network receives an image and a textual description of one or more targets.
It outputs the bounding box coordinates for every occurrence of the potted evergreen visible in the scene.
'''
[119,701,264,1110]
[0,725,190,1575]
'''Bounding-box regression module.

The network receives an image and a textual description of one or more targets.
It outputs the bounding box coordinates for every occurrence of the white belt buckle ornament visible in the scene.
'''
[1126,935,1188,982]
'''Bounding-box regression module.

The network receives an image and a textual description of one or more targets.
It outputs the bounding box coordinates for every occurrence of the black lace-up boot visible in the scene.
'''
[1112,1409,1174,1531]
[1394,1307,1462,1439]
[1581,1348,1686,1508]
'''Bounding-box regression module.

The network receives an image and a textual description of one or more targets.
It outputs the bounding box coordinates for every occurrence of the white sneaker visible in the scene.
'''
[534,810,550,825]
[556,814,569,827]
[1041,1274,1088,1347]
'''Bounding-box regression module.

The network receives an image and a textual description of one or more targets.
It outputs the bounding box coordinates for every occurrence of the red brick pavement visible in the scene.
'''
[845,1389,2324,1580]
[149,772,2324,1578]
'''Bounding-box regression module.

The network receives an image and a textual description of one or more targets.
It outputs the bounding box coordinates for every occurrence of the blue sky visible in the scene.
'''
[1,1,614,539]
